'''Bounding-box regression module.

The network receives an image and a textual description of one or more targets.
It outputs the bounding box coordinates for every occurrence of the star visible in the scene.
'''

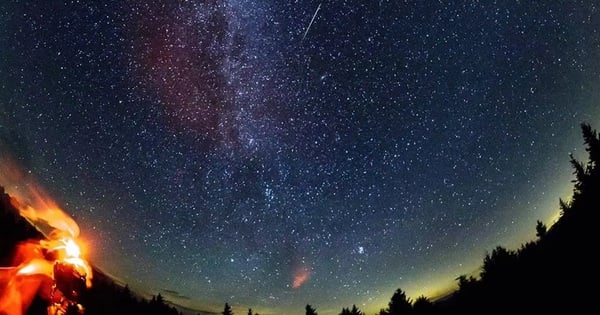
[0,1,598,315]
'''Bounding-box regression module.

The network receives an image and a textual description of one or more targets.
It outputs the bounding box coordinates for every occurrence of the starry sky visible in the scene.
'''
[1,1,599,314]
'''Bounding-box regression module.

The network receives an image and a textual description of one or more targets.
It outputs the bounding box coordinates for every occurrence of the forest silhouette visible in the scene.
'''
[1,123,598,315]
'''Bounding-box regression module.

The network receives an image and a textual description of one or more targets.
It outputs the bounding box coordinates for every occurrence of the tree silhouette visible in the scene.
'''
[339,305,363,315]
[581,123,600,168]
[386,288,412,315]
[535,220,547,239]
[223,303,234,315]
[350,305,363,315]
[306,304,318,315]
[4,123,600,315]
[456,275,477,291]
[570,153,587,194]
[412,296,433,314]
[558,197,571,216]
[480,246,517,282]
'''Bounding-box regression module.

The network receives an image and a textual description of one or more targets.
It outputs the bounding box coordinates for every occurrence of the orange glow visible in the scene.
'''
[15,259,53,277]
[6,189,93,288]
[6,178,80,239]
[0,158,94,314]
[38,237,93,288]
[292,267,311,289]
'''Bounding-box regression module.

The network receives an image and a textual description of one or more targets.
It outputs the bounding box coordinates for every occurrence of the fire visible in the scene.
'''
[38,236,92,289]
[0,158,93,314]
[15,259,53,277]
[6,186,93,289]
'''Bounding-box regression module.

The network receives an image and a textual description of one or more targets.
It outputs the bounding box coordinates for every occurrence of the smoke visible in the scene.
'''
[0,157,80,239]
[0,157,92,315]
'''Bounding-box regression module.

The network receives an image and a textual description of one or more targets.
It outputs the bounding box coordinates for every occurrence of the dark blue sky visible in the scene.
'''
[1,1,599,314]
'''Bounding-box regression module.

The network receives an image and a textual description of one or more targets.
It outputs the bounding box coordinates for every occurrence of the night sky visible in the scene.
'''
[1,1,599,314]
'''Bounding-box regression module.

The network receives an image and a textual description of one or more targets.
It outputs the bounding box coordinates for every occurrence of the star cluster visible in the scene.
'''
[1,1,599,314]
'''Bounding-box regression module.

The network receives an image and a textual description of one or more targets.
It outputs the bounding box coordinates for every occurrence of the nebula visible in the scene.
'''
[1,1,599,314]
[292,266,311,289]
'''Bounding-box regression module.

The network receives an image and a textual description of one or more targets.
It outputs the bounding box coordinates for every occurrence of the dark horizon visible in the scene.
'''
[1,1,599,314]
[1,121,598,314]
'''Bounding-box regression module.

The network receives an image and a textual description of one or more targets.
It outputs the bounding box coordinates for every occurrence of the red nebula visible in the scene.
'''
[292,267,311,289]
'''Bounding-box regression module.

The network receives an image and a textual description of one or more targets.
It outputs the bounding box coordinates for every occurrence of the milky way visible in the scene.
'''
[1,1,599,314]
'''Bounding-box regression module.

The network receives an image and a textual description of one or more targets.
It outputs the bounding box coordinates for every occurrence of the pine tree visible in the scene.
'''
[481,246,516,281]
[339,307,350,315]
[535,220,547,239]
[306,304,318,315]
[581,123,600,169]
[387,288,412,315]
[223,303,234,315]
[412,296,433,314]
[338,306,363,315]
[570,153,587,194]
[559,198,571,216]
[350,305,363,315]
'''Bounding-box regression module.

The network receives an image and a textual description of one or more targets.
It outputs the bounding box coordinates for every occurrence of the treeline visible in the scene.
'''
[433,122,598,313]
[79,281,182,315]
[2,123,599,315]
[296,123,598,315]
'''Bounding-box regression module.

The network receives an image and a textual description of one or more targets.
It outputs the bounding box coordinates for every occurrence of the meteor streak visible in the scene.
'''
[301,3,322,43]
